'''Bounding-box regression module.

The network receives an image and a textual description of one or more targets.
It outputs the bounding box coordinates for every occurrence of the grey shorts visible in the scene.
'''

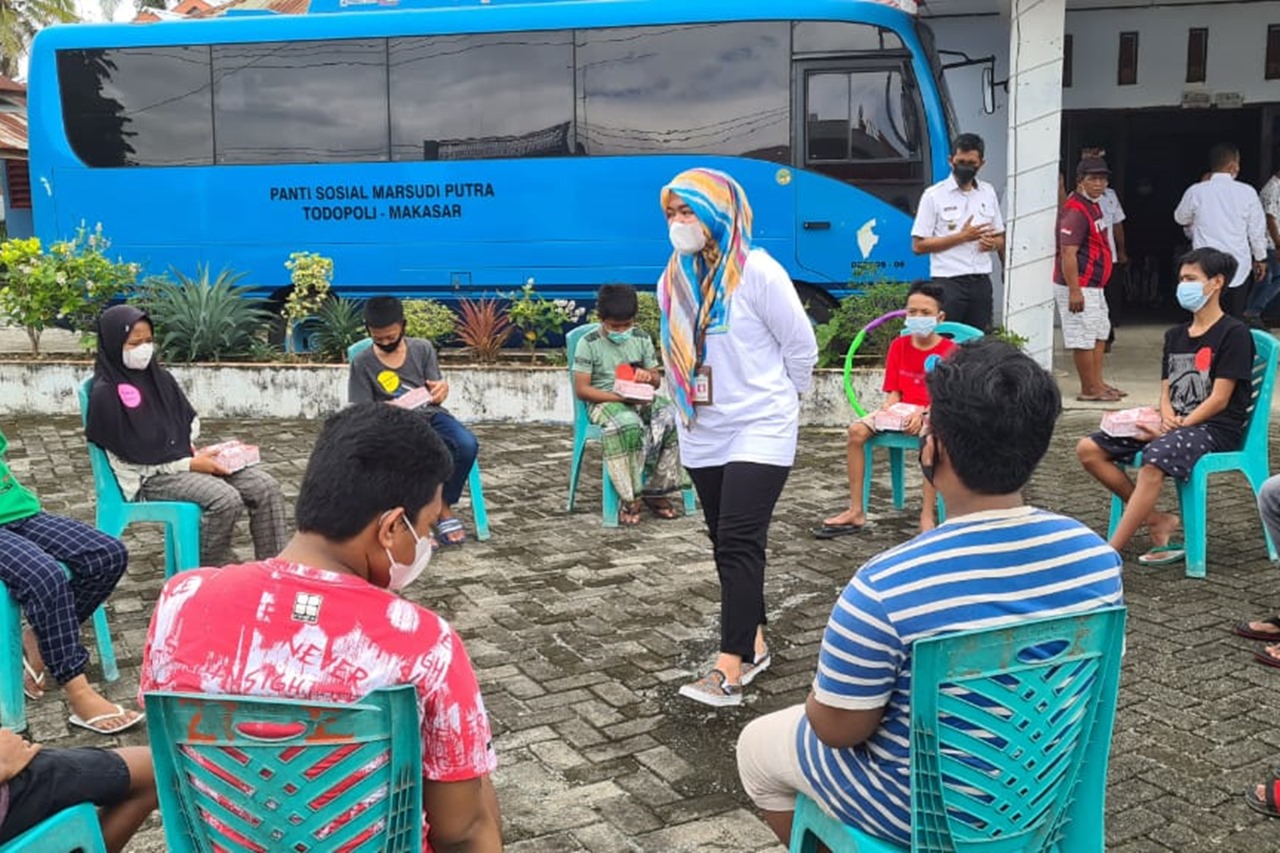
[1054,284,1111,350]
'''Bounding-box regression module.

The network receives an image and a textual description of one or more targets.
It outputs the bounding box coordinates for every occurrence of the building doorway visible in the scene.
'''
[1061,106,1266,322]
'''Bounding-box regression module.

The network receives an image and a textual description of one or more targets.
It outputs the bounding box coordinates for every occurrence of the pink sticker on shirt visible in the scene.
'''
[117,383,142,408]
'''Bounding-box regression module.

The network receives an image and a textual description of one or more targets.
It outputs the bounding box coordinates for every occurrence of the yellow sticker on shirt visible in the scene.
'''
[376,370,401,394]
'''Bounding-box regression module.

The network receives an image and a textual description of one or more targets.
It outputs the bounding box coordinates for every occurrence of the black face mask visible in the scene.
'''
[918,433,937,487]
[374,335,403,354]
[952,164,979,186]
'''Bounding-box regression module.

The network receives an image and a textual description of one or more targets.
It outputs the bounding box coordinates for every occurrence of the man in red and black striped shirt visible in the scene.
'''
[1055,157,1120,402]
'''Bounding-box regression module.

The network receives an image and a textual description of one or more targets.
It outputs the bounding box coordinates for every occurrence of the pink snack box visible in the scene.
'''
[1100,407,1162,438]
[613,379,655,402]
[873,402,924,432]
[202,440,261,473]
[389,386,432,410]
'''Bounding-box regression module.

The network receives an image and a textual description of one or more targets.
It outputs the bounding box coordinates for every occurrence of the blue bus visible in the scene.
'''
[28,0,958,318]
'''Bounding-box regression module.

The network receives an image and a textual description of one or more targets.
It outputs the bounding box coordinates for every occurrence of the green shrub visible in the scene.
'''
[506,281,585,351]
[989,325,1030,350]
[138,266,272,363]
[306,297,366,363]
[282,252,334,353]
[404,299,455,345]
[814,282,910,369]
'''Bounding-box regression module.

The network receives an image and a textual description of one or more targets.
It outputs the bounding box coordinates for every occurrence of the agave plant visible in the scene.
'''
[305,296,366,363]
[138,266,272,363]
[455,298,512,363]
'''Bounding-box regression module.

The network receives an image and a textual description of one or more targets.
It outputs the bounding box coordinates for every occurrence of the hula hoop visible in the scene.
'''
[843,309,907,417]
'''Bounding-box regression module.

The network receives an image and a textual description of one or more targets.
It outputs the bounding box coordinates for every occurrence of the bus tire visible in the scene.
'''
[795,283,838,325]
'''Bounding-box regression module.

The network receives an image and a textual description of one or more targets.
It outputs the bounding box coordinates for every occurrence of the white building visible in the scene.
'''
[923,0,1278,364]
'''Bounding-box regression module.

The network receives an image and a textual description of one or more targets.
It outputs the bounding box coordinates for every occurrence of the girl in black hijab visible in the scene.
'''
[87,305,289,566]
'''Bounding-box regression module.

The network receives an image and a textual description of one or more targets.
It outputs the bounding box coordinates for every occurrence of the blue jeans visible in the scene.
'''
[425,410,478,507]
[1246,249,1280,316]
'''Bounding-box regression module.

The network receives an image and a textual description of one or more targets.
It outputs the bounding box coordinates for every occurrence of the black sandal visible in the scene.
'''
[1244,777,1280,818]
[1233,616,1280,642]
[642,495,679,520]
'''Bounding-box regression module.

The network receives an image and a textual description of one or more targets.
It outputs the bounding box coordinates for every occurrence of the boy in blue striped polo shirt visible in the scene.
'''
[736,340,1124,846]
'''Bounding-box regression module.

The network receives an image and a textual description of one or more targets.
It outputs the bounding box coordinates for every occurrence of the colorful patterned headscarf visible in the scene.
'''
[657,168,753,424]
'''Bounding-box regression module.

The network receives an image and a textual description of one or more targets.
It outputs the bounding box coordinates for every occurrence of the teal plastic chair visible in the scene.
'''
[859,322,983,522]
[564,324,696,527]
[77,378,203,580]
[347,339,490,541]
[1106,329,1279,578]
[790,606,1128,853]
[0,802,108,852]
[145,686,423,853]
[0,559,122,732]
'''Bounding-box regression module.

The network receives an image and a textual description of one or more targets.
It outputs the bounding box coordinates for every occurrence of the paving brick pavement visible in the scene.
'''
[5,411,1280,851]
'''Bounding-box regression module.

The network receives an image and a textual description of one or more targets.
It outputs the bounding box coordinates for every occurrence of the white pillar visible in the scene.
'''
[1001,0,1066,369]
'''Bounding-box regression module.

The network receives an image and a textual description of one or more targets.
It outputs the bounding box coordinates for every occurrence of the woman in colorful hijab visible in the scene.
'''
[87,304,288,567]
[658,168,818,708]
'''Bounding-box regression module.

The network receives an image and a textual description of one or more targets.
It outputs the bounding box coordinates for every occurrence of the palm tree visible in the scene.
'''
[0,0,77,78]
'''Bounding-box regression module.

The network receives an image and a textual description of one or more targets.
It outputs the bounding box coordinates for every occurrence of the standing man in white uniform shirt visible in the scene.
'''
[1245,163,1280,324]
[1174,142,1267,323]
[911,133,1005,330]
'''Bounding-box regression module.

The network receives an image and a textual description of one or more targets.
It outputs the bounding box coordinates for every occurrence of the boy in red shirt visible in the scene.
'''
[815,280,957,537]
[140,404,501,852]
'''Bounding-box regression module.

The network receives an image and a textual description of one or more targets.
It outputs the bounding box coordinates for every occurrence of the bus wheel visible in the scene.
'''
[795,283,838,325]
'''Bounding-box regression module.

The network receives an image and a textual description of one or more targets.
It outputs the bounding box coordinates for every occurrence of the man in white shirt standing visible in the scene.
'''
[1174,143,1268,322]
[911,133,1006,330]
[1245,164,1280,325]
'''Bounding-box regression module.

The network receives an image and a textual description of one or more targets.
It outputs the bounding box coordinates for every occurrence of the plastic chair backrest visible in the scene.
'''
[347,337,373,363]
[77,378,129,510]
[145,685,424,853]
[2,802,108,852]
[1241,329,1278,457]
[564,323,596,438]
[896,320,985,344]
[907,606,1127,852]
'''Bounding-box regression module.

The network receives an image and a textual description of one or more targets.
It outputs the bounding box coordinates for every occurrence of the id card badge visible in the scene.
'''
[693,365,713,406]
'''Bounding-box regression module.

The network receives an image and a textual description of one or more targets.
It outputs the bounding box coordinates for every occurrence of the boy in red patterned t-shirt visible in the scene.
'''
[815,280,957,537]
[140,404,501,852]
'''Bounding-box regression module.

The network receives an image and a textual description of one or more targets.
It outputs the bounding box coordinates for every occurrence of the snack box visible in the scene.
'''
[389,386,432,410]
[202,440,261,473]
[1100,407,1162,438]
[614,379,655,402]
[872,402,923,432]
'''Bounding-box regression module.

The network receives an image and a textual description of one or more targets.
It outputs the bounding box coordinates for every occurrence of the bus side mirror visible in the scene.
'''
[981,66,996,115]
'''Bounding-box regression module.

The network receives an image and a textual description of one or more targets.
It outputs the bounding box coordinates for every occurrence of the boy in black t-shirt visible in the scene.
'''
[1078,248,1255,565]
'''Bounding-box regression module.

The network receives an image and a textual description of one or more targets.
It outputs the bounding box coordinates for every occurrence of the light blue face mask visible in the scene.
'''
[1176,281,1210,313]
[607,328,634,344]
[905,316,939,338]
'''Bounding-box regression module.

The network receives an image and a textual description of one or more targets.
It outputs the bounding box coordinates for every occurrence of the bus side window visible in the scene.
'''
[799,64,926,214]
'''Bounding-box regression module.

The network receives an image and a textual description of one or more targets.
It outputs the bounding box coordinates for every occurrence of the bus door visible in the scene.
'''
[791,57,929,286]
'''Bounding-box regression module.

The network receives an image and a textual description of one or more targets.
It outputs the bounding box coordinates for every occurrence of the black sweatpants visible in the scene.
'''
[686,462,790,664]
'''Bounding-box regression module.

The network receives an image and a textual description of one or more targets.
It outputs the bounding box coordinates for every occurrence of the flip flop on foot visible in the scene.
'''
[1106,385,1129,397]
[1076,390,1123,402]
[813,522,864,540]
[68,704,145,735]
[435,516,467,547]
[1254,644,1280,669]
[1233,616,1280,641]
[1245,779,1280,818]
[1137,543,1185,565]
[642,495,680,520]
[22,657,44,701]
[618,501,642,526]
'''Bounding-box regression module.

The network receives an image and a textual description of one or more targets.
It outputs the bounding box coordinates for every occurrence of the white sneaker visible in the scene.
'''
[678,669,742,707]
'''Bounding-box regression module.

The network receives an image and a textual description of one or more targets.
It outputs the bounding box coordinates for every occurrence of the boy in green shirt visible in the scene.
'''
[573,285,685,525]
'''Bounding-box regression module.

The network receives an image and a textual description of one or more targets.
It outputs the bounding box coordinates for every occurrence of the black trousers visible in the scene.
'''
[1226,282,1251,319]
[686,461,790,664]
[936,274,992,331]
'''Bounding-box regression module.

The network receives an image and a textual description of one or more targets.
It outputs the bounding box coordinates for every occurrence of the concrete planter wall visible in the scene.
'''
[0,360,884,428]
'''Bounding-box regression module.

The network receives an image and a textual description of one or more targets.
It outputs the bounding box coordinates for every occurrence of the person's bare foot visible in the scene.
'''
[1146,511,1181,548]
[22,629,45,700]
[619,501,642,526]
[823,508,866,528]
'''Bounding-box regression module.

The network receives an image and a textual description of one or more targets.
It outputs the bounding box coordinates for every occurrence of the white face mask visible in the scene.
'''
[669,220,707,255]
[122,343,154,371]
[382,511,432,591]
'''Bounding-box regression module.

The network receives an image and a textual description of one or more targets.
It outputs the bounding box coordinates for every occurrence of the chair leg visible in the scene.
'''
[0,583,26,733]
[1107,491,1125,542]
[567,439,587,512]
[1177,474,1208,580]
[172,514,203,576]
[861,445,875,514]
[936,492,947,524]
[1243,461,1280,563]
[91,606,119,684]
[468,462,491,542]
[682,485,696,517]
[601,461,620,528]
[889,447,906,511]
